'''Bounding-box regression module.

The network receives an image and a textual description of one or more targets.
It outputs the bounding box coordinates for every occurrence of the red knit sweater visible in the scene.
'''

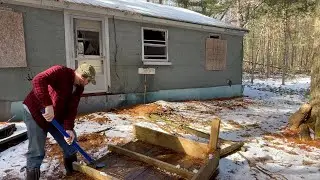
[23,65,84,130]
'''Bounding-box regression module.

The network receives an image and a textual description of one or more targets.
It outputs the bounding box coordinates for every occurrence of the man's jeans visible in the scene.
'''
[23,107,77,169]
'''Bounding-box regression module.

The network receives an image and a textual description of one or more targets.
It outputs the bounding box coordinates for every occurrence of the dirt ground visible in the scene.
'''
[19,99,320,179]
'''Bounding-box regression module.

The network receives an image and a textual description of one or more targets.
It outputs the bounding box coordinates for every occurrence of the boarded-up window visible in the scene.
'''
[0,9,26,68]
[205,38,227,71]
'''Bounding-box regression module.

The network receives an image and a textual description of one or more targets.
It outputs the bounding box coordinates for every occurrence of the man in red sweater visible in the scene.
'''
[23,63,96,180]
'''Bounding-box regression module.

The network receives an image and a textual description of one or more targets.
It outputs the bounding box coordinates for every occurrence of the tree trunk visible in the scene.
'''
[266,22,271,78]
[282,8,289,85]
[288,103,312,131]
[250,29,255,84]
[291,45,296,71]
[300,46,305,72]
[310,2,320,139]
[261,31,266,74]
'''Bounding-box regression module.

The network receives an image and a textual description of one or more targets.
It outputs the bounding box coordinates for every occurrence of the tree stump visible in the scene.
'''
[299,124,312,142]
[288,103,312,131]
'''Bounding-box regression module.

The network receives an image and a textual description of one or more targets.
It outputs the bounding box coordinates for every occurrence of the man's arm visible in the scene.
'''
[32,65,64,107]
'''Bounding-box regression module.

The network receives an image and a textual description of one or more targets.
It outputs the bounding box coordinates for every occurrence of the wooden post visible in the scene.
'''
[191,151,220,180]
[208,118,220,152]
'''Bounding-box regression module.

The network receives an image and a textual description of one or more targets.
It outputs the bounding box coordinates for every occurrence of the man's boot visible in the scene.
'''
[64,153,77,176]
[26,168,40,180]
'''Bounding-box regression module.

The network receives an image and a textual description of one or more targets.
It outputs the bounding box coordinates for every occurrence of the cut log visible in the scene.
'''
[288,103,312,131]
[220,142,245,158]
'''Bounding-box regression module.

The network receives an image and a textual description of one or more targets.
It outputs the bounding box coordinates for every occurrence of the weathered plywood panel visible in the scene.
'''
[205,38,227,71]
[0,9,26,68]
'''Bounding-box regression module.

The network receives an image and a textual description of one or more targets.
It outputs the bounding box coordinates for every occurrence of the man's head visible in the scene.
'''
[75,63,96,86]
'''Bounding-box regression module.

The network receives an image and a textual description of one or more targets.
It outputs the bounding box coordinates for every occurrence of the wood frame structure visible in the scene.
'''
[73,119,221,180]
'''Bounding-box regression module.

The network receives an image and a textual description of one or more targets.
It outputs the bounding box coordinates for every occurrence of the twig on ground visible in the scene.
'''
[237,152,288,180]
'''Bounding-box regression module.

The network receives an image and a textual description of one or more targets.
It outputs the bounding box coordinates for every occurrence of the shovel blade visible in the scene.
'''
[95,162,106,168]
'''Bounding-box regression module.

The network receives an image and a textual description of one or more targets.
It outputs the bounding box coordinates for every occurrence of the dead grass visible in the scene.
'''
[267,144,299,155]
[76,113,111,125]
[113,103,164,117]
[227,120,244,129]
[46,133,108,163]
[263,130,320,151]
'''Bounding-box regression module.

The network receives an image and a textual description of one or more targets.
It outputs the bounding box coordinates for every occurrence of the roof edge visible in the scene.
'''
[1,0,248,35]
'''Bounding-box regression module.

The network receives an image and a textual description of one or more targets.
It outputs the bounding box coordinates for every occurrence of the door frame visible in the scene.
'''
[64,10,111,93]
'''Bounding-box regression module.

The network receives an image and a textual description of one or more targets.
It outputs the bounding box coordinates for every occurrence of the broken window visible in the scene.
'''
[142,28,168,61]
[77,30,100,56]
[209,34,221,39]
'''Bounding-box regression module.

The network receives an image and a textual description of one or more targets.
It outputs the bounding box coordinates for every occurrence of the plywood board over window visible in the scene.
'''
[205,38,227,71]
[0,9,26,68]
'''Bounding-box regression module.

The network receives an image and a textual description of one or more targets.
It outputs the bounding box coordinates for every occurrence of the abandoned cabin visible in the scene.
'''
[0,0,248,121]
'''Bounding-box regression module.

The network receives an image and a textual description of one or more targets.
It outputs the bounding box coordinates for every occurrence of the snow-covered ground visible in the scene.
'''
[1,74,318,180]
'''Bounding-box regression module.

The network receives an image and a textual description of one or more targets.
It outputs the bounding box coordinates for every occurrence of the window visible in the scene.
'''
[76,30,100,56]
[209,34,221,39]
[74,19,103,74]
[205,37,227,71]
[142,28,168,62]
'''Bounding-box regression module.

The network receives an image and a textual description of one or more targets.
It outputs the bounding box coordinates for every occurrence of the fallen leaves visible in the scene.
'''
[113,103,164,117]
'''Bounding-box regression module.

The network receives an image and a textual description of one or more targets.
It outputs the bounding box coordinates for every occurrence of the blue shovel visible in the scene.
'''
[42,110,105,168]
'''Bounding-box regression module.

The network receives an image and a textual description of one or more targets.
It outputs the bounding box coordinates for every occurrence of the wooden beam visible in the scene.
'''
[73,162,118,180]
[109,145,194,179]
[182,126,241,144]
[191,151,220,180]
[220,142,244,158]
[0,124,16,139]
[183,126,210,139]
[134,125,209,159]
[0,130,27,145]
[208,118,221,152]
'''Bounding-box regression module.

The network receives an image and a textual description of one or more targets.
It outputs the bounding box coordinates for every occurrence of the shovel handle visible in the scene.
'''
[51,119,95,164]
[41,110,95,164]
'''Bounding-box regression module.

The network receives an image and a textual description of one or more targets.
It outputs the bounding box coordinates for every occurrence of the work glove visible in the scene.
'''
[42,105,54,122]
[65,130,75,145]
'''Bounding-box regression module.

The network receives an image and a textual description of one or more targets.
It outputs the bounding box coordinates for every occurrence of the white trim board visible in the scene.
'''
[141,27,169,63]
[64,11,110,93]
[1,0,247,36]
